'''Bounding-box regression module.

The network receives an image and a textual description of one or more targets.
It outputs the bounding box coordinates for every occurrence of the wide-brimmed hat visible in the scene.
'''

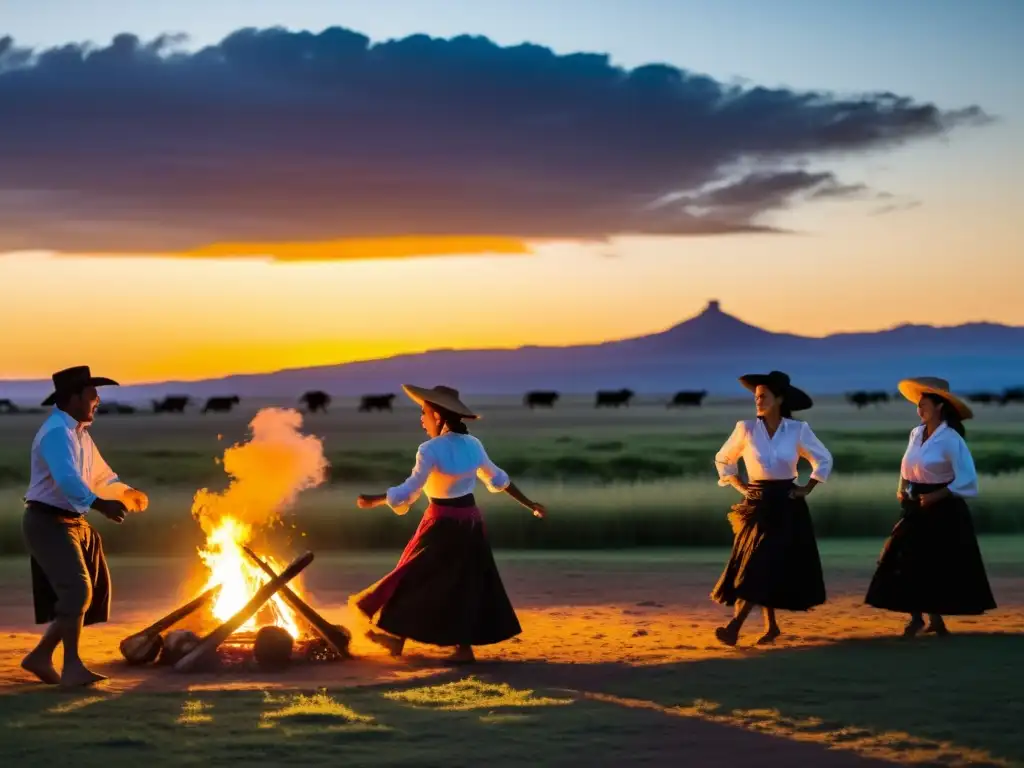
[898,377,973,420]
[738,370,813,412]
[41,366,119,407]
[401,384,479,419]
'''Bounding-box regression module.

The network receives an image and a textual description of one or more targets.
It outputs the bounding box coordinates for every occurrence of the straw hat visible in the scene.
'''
[898,377,973,420]
[738,370,813,412]
[41,365,119,407]
[401,384,479,419]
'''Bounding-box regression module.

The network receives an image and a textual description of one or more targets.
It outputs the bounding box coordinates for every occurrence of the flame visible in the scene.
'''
[191,408,328,639]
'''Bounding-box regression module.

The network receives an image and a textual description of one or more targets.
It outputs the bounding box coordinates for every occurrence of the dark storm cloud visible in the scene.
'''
[0,27,989,255]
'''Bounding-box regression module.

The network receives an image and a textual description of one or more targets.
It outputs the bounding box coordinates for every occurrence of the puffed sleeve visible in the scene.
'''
[474,438,510,493]
[38,428,96,514]
[385,445,434,515]
[797,421,833,483]
[945,433,979,498]
[714,421,747,486]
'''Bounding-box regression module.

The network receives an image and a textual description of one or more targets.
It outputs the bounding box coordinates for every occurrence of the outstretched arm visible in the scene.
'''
[502,481,546,518]
[476,442,545,517]
[358,446,433,515]
[38,429,128,521]
[90,436,148,512]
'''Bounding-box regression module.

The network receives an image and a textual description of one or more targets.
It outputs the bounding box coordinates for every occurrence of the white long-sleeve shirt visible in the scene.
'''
[899,422,978,498]
[714,418,833,486]
[386,432,511,515]
[24,408,132,515]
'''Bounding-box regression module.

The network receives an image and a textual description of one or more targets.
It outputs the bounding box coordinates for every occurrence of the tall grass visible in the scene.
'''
[3,472,1021,555]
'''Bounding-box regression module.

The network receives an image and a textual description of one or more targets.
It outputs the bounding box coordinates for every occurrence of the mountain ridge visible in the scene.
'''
[2,301,1023,401]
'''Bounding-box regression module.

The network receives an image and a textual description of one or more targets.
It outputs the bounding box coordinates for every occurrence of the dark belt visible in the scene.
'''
[744,479,796,500]
[429,493,477,508]
[903,480,950,498]
[24,499,86,522]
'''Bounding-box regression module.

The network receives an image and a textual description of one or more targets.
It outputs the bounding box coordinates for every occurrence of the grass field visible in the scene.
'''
[1,546,1022,767]
[2,395,1023,553]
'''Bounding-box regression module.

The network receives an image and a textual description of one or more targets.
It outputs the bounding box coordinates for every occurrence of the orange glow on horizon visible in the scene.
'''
[175,235,533,262]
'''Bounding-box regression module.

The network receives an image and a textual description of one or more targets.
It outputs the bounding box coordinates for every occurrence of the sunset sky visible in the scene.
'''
[1,0,1021,383]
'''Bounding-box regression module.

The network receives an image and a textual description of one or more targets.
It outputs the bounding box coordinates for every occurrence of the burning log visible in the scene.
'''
[119,584,222,665]
[242,545,352,658]
[174,551,314,672]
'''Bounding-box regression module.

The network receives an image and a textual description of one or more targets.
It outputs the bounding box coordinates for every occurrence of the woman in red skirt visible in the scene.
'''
[352,384,546,664]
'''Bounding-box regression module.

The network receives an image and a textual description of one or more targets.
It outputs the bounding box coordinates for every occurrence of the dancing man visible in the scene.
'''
[21,366,149,687]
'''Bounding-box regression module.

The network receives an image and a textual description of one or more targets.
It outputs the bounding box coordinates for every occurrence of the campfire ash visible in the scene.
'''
[120,408,351,672]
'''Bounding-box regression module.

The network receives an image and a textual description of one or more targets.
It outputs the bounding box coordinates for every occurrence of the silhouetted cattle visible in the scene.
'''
[667,390,707,408]
[595,389,634,408]
[0,398,18,414]
[202,395,240,414]
[846,390,890,409]
[1002,387,1024,405]
[359,393,396,412]
[300,390,331,413]
[97,402,136,415]
[967,391,1000,405]
[524,391,560,409]
[153,395,190,413]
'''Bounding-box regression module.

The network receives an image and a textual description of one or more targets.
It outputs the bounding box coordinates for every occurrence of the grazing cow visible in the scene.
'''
[300,390,331,414]
[595,388,634,408]
[202,395,240,414]
[97,402,136,415]
[1002,387,1024,405]
[846,390,890,409]
[967,391,1000,405]
[524,391,560,409]
[667,390,708,408]
[358,393,396,412]
[0,398,18,414]
[153,395,190,413]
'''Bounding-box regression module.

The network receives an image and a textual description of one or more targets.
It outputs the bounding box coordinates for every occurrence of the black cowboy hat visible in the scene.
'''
[738,370,813,412]
[41,366,119,407]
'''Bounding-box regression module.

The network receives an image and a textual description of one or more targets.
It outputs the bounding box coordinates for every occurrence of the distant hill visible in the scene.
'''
[3,300,1023,403]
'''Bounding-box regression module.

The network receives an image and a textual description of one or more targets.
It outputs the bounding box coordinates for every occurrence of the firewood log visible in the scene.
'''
[242,546,352,658]
[119,584,221,665]
[174,551,314,672]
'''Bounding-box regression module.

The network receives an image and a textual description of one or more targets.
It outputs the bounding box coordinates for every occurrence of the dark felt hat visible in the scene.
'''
[738,370,813,412]
[41,366,119,407]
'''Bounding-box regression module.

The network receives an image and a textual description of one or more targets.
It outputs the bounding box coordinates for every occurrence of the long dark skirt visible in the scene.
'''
[864,485,996,615]
[711,479,827,611]
[353,499,522,647]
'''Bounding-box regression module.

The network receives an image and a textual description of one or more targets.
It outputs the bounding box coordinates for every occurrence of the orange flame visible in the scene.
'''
[191,408,328,638]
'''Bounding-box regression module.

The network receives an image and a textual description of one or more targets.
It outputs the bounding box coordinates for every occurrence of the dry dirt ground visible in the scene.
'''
[0,550,1022,767]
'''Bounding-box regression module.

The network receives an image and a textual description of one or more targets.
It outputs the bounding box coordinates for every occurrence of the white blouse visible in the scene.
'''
[899,422,978,498]
[386,432,511,514]
[715,418,833,486]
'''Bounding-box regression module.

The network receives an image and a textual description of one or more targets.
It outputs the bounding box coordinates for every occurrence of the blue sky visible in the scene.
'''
[1,0,1021,381]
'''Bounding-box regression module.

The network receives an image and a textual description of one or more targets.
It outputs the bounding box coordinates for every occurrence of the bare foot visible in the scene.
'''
[756,627,781,645]
[924,620,950,636]
[902,617,925,638]
[59,662,108,689]
[21,651,60,685]
[714,625,739,647]
[365,630,405,657]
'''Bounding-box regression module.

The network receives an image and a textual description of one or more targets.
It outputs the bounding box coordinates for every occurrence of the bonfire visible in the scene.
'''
[119,408,351,672]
